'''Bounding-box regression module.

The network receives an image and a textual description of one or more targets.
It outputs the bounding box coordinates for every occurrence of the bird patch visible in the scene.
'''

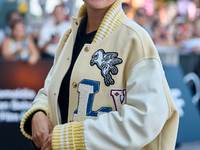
[90,49,123,86]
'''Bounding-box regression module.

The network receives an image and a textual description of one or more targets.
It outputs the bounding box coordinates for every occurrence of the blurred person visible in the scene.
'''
[134,7,153,37]
[191,19,200,52]
[194,19,200,37]
[151,12,176,47]
[20,0,178,150]
[150,10,160,27]
[5,10,33,37]
[150,11,168,46]
[175,21,200,53]
[167,15,184,46]
[38,4,71,58]
[152,21,169,46]
[1,20,40,65]
[122,2,130,15]
[5,10,23,36]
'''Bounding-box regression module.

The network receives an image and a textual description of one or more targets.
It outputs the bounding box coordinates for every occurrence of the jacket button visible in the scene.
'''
[75,22,78,25]
[54,92,56,96]
[67,57,70,60]
[72,82,78,88]
[85,47,89,52]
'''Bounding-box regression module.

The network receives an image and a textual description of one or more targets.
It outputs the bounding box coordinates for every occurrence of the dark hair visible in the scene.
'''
[122,2,130,8]
[10,20,25,30]
[136,7,147,17]
[6,10,22,22]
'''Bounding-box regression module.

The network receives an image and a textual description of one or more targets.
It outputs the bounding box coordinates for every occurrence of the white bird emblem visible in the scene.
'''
[90,49,123,86]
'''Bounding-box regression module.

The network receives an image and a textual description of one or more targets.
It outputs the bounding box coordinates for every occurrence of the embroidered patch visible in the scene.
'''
[109,89,126,113]
[73,79,112,121]
[90,49,123,86]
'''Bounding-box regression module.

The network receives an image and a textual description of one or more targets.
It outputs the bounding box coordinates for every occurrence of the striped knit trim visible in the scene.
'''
[73,121,85,149]
[68,123,74,149]
[52,125,62,149]
[77,0,125,44]
[77,4,86,18]
[52,121,85,150]
[20,104,49,139]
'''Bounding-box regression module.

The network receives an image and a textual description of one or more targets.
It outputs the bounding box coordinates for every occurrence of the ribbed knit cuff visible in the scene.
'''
[20,106,49,139]
[52,121,85,150]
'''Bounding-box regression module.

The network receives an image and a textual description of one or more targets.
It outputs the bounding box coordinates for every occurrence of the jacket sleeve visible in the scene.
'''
[51,58,170,150]
[20,29,72,139]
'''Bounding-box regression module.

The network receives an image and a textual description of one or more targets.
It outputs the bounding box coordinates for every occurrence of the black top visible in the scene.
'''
[58,15,97,123]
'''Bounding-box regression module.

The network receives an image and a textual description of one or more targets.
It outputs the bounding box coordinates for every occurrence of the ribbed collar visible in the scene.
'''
[77,0,126,44]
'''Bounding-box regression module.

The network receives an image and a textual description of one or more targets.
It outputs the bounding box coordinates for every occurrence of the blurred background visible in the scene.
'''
[0,0,200,149]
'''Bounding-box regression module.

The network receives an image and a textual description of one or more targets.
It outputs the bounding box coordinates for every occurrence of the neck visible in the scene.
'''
[86,7,111,34]
[13,37,22,42]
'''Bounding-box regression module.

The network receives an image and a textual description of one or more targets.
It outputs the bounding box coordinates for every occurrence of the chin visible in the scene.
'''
[84,0,115,10]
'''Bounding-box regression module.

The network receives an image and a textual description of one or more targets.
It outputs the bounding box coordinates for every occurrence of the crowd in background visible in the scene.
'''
[122,2,200,54]
[0,4,71,65]
[0,2,200,65]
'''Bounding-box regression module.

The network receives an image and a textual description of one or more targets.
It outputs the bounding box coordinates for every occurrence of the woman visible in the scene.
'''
[38,4,71,58]
[21,0,179,150]
[2,20,40,65]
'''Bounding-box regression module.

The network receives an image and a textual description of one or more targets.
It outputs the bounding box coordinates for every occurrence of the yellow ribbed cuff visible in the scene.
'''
[20,106,49,139]
[52,121,85,150]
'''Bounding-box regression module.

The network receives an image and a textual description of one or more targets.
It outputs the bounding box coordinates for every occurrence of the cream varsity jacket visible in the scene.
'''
[20,0,179,149]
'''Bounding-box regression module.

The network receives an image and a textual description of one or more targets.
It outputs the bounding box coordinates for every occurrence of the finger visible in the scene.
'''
[33,140,41,149]
[45,146,53,150]
[32,141,41,150]
[32,133,43,148]
[41,137,52,150]
[33,128,50,146]
[41,142,48,150]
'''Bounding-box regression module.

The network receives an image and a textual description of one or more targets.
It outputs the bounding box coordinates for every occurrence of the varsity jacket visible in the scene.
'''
[20,0,179,149]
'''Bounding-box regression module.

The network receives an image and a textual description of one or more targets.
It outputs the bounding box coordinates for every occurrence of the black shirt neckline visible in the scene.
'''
[77,14,97,44]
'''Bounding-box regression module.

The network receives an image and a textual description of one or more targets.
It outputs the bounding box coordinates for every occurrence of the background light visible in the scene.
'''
[30,0,43,16]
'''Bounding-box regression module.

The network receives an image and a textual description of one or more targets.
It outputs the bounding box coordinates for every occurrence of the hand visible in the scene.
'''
[28,54,39,65]
[41,133,52,150]
[32,111,53,148]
